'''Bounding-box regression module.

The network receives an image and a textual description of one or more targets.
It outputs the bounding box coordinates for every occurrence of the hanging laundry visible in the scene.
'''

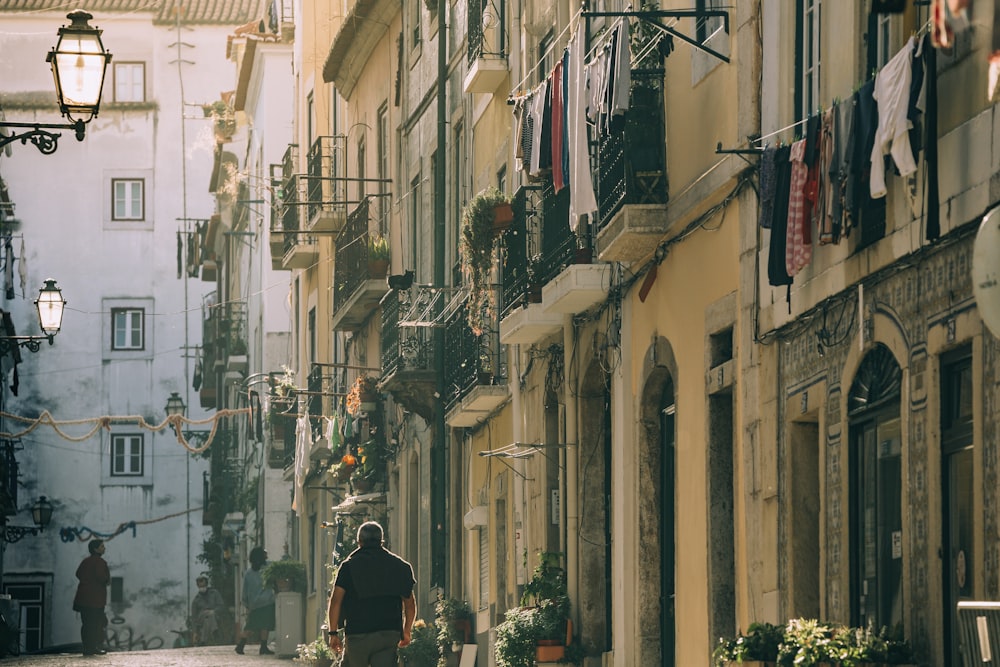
[551,59,566,191]
[609,17,631,126]
[767,145,794,288]
[561,49,570,189]
[513,98,526,171]
[3,237,13,299]
[817,107,836,244]
[871,36,917,199]
[529,82,548,177]
[829,98,853,243]
[538,79,553,174]
[758,146,777,229]
[568,22,599,231]
[785,139,813,278]
[990,0,1000,100]
[923,33,941,241]
[17,237,26,297]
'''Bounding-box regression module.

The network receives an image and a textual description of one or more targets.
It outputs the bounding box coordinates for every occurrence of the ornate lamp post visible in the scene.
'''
[0,10,112,154]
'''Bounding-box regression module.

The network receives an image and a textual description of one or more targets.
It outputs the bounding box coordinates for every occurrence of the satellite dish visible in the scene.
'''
[973,206,1000,338]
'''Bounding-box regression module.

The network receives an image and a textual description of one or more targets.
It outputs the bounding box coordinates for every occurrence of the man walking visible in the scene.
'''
[327,521,416,667]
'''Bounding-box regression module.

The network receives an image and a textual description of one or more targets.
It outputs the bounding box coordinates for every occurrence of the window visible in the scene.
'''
[410,0,421,47]
[696,0,726,44]
[795,0,822,121]
[538,31,554,86]
[114,62,145,102]
[356,134,367,203]
[306,91,315,148]
[112,179,145,221]
[112,308,145,350]
[111,434,144,476]
[377,103,390,227]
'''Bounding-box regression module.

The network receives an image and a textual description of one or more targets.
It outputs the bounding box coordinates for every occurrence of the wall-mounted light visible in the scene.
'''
[3,496,54,543]
[0,279,67,354]
[0,10,112,154]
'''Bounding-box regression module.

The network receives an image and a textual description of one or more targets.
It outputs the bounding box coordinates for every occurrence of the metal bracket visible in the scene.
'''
[583,8,731,64]
[0,119,86,155]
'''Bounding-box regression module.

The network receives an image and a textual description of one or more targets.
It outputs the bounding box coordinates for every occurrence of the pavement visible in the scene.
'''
[1,644,300,666]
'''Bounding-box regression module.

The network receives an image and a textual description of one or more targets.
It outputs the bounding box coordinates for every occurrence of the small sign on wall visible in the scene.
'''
[551,489,560,525]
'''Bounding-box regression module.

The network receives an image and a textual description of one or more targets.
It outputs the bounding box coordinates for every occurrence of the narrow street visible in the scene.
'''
[2,645,296,666]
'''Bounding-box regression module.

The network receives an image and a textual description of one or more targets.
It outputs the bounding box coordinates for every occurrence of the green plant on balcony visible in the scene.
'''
[460,187,512,335]
[261,558,307,592]
[368,234,390,277]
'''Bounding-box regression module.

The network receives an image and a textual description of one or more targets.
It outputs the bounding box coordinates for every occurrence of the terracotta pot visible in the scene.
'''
[492,203,514,234]
[535,643,565,662]
[368,259,389,278]
[275,577,292,592]
[315,658,334,667]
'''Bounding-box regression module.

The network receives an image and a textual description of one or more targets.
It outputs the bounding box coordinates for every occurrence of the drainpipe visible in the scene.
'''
[432,0,448,591]
[512,346,526,590]
[563,315,579,621]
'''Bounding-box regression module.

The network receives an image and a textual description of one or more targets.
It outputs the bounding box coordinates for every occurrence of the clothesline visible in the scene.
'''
[509,7,582,97]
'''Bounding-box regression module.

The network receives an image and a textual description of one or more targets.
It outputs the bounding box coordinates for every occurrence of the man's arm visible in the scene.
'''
[326,586,346,653]
[398,592,416,648]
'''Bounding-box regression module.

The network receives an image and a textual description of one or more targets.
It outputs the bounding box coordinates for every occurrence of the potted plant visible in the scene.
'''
[368,234,390,278]
[202,99,236,142]
[494,605,539,667]
[261,559,307,593]
[435,596,473,656]
[398,619,440,667]
[294,635,336,666]
[460,187,512,335]
[712,622,783,666]
[345,374,379,415]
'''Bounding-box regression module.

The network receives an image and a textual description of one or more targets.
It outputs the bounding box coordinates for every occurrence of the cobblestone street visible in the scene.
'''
[2,645,297,666]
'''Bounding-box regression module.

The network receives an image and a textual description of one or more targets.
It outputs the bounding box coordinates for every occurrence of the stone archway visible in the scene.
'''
[578,356,611,655]
[637,337,678,667]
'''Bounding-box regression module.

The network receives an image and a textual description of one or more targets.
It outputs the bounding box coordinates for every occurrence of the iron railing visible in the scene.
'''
[443,300,505,411]
[468,0,506,61]
[333,198,374,312]
[305,135,347,224]
[381,289,434,378]
[595,69,667,231]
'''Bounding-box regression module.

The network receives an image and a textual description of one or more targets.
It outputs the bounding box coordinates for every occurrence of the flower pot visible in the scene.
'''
[353,477,374,494]
[492,203,514,234]
[275,577,292,592]
[368,259,389,278]
[535,642,565,662]
[315,658,334,667]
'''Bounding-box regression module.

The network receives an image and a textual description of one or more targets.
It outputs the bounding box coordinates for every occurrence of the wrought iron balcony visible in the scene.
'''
[380,287,437,421]
[305,135,347,232]
[269,144,319,270]
[593,69,669,262]
[332,198,388,331]
[464,0,509,93]
[0,439,20,515]
[443,300,507,423]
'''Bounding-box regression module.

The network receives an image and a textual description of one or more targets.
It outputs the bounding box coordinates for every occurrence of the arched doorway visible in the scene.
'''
[638,339,677,667]
[847,343,903,631]
[578,361,612,655]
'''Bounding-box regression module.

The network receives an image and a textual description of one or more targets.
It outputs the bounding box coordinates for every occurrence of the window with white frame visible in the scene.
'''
[796,0,822,121]
[112,178,145,221]
[114,62,145,102]
[111,308,144,350]
[111,434,144,476]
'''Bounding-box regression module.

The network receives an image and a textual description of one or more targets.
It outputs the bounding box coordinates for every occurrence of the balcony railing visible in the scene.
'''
[334,198,374,311]
[468,0,506,61]
[594,69,667,232]
[443,300,505,412]
[305,135,347,231]
[381,289,434,378]
[500,183,582,319]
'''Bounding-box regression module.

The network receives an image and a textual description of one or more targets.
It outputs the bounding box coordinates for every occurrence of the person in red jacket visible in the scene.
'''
[73,539,110,656]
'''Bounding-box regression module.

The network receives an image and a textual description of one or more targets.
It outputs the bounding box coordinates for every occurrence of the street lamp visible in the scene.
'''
[3,496,54,543]
[0,10,112,154]
[0,279,66,354]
